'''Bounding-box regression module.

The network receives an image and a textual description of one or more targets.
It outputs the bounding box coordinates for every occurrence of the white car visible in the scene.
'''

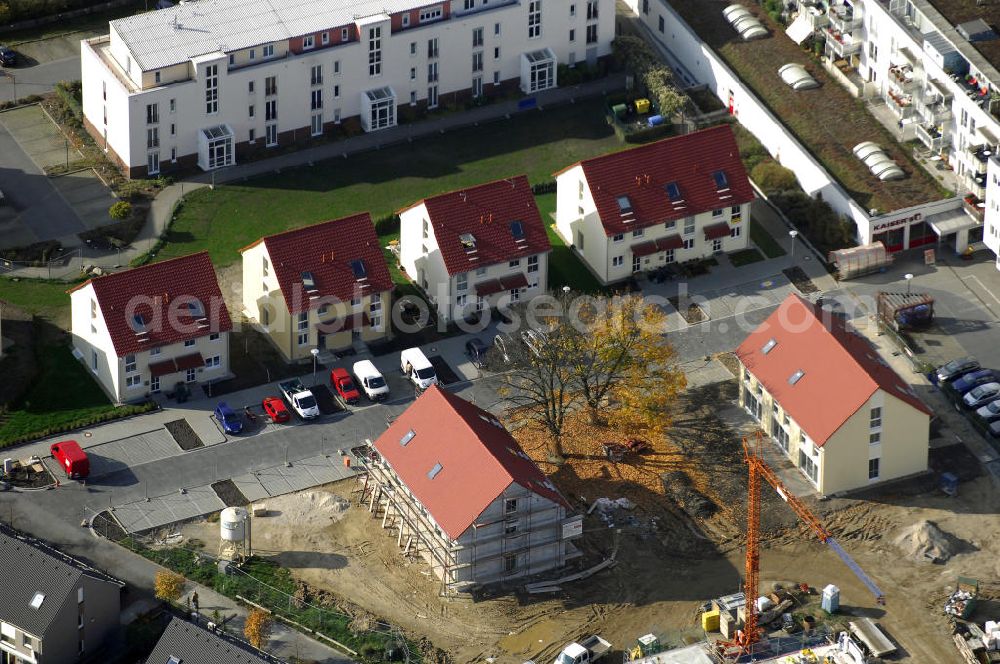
[400,347,438,389]
[964,382,1000,409]
[353,359,389,401]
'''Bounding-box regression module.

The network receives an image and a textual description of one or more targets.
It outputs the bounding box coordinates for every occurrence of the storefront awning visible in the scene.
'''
[785,13,813,45]
[928,208,980,236]
[704,223,731,240]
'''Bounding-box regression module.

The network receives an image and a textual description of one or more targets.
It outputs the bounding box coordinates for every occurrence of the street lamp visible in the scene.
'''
[789,230,799,261]
[904,273,914,295]
[310,348,320,386]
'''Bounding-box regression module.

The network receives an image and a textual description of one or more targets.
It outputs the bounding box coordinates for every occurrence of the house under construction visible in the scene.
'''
[360,385,582,590]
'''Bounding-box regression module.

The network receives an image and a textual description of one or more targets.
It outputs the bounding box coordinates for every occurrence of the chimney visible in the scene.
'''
[460,192,467,202]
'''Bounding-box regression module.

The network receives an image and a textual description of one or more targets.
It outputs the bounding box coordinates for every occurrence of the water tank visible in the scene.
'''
[220,507,247,542]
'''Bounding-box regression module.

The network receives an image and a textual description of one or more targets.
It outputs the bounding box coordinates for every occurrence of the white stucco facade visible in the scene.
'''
[81,0,613,178]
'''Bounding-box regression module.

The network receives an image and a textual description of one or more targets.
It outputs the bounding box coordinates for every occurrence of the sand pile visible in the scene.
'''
[257,490,350,547]
[894,520,963,563]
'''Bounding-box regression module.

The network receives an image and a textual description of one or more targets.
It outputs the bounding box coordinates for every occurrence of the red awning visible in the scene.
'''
[704,222,731,240]
[318,312,371,332]
[174,353,205,371]
[630,240,660,257]
[499,273,529,290]
[656,235,684,251]
[149,359,178,378]
[474,278,504,297]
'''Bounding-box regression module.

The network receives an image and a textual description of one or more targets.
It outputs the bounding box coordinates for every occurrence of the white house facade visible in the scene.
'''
[554,125,754,285]
[399,176,551,322]
[80,0,614,178]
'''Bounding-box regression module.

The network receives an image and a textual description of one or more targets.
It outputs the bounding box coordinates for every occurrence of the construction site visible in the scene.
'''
[160,365,1000,664]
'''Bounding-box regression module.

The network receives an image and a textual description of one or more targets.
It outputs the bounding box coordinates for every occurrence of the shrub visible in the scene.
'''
[531,181,557,195]
[373,214,400,237]
[154,570,184,602]
[108,201,132,220]
[751,161,799,195]
[613,36,688,119]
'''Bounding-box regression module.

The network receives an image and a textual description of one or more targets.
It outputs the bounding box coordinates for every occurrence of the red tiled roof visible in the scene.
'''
[566,125,755,237]
[74,252,231,357]
[704,222,732,240]
[736,294,930,446]
[251,214,393,315]
[402,176,551,276]
[372,386,569,540]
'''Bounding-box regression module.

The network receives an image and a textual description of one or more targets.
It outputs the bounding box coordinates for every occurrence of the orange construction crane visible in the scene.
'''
[724,431,885,658]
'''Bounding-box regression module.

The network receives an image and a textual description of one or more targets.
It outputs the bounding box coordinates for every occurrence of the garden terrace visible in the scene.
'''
[667,0,948,213]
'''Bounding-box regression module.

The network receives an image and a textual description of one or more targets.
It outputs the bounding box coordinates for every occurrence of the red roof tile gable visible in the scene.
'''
[372,386,568,539]
[574,125,755,237]
[257,214,393,315]
[85,252,231,357]
[407,176,551,276]
[736,294,929,446]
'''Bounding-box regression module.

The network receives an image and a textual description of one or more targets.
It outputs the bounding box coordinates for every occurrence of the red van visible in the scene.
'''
[50,440,89,479]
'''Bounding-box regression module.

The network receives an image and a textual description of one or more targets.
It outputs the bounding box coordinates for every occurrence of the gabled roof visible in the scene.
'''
[70,252,231,357]
[401,176,551,276]
[372,386,568,539]
[736,294,930,446]
[0,528,122,638]
[560,125,755,236]
[145,617,277,664]
[244,213,393,315]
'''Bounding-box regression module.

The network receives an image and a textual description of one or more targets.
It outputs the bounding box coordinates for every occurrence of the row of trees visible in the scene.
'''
[498,293,686,460]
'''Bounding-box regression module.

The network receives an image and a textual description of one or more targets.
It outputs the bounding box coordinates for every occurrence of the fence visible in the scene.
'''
[0,247,85,280]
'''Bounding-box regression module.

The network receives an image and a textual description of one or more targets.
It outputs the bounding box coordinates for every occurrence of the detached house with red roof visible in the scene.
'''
[398,176,551,323]
[554,125,755,285]
[240,213,393,362]
[69,252,232,403]
[736,294,931,495]
[366,385,581,589]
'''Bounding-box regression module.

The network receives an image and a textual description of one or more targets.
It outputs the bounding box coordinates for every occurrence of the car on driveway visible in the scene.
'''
[465,338,490,367]
[330,367,360,405]
[963,383,1000,409]
[262,396,290,423]
[990,420,1000,439]
[214,402,244,434]
[353,360,389,401]
[0,45,15,67]
[974,399,1000,424]
[951,369,996,395]
[937,357,980,383]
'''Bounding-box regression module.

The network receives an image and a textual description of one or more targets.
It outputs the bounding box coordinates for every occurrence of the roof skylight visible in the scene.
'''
[788,369,805,385]
[616,196,633,213]
[30,592,45,610]
[459,233,477,251]
[762,338,777,354]
[510,220,525,240]
[427,463,443,479]
[350,259,367,280]
[302,271,317,291]
[665,182,682,201]
[713,170,729,190]
[400,429,415,446]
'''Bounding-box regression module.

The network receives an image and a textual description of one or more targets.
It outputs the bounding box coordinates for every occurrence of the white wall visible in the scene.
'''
[70,283,121,402]
[986,158,1000,267]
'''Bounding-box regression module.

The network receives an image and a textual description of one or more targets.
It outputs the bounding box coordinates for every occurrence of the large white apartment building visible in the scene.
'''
[788,0,1000,266]
[80,0,614,178]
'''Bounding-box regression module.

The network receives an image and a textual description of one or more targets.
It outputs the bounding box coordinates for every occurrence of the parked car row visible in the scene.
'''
[936,357,1000,438]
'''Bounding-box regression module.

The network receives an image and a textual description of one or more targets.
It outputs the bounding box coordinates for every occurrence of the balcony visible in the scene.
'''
[885,89,914,118]
[964,194,986,222]
[825,27,861,56]
[915,122,946,152]
[828,4,862,32]
[888,64,918,92]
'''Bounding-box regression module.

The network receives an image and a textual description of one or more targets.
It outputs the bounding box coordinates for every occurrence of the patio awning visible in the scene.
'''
[785,13,813,45]
[631,240,661,257]
[175,352,205,371]
[149,359,179,378]
[928,208,980,236]
[317,312,370,332]
[704,222,731,240]
[474,278,504,297]
[500,273,529,290]
[656,235,685,251]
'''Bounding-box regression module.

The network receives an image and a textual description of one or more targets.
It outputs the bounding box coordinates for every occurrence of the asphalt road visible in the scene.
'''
[0,55,81,104]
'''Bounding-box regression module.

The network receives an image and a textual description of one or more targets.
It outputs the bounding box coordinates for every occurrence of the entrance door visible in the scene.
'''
[632,254,641,272]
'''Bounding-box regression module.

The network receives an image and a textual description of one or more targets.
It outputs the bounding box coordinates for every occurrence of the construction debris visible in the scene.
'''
[894,520,963,563]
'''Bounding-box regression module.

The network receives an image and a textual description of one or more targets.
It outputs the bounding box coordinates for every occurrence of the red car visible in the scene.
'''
[51,440,89,479]
[330,367,361,405]
[262,396,290,423]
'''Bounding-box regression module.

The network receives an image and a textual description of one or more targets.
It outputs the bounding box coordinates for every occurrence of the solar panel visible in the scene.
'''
[350,259,367,279]
[665,182,682,201]
[510,220,525,240]
[713,170,729,190]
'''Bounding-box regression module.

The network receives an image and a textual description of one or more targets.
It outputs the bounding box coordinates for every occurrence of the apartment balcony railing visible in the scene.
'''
[914,123,946,151]
[885,89,914,117]
[964,195,986,221]
[825,27,861,56]
[888,65,918,91]
[828,6,862,32]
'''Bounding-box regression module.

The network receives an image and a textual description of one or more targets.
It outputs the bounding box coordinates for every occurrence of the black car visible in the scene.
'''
[465,338,489,367]
[990,419,1000,439]
[936,357,980,383]
[0,45,16,67]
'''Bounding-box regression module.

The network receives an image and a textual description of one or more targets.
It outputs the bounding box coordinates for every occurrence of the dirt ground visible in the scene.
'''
[174,381,1000,664]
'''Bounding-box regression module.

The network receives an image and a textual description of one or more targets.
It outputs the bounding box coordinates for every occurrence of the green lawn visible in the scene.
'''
[750,218,787,259]
[535,193,608,294]
[0,345,153,447]
[0,277,73,328]
[729,247,766,267]
[155,98,624,267]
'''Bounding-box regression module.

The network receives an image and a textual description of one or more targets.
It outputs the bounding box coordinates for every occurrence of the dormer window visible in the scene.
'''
[713,170,729,191]
[665,181,682,201]
[302,271,317,292]
[510,220,525,240]
[350,259,367,280]
[616,195,632,213]
[460,233,477,251]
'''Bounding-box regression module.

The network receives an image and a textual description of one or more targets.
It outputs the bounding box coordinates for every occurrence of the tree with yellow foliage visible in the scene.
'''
[244,608,272,649]
[153,570,185,603]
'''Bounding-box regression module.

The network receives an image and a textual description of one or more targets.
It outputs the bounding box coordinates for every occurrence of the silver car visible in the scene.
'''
[964,383,1000,409]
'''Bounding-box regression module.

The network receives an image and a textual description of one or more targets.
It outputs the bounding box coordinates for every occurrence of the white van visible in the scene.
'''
[352,359,390,401]
[400,347,438,389]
